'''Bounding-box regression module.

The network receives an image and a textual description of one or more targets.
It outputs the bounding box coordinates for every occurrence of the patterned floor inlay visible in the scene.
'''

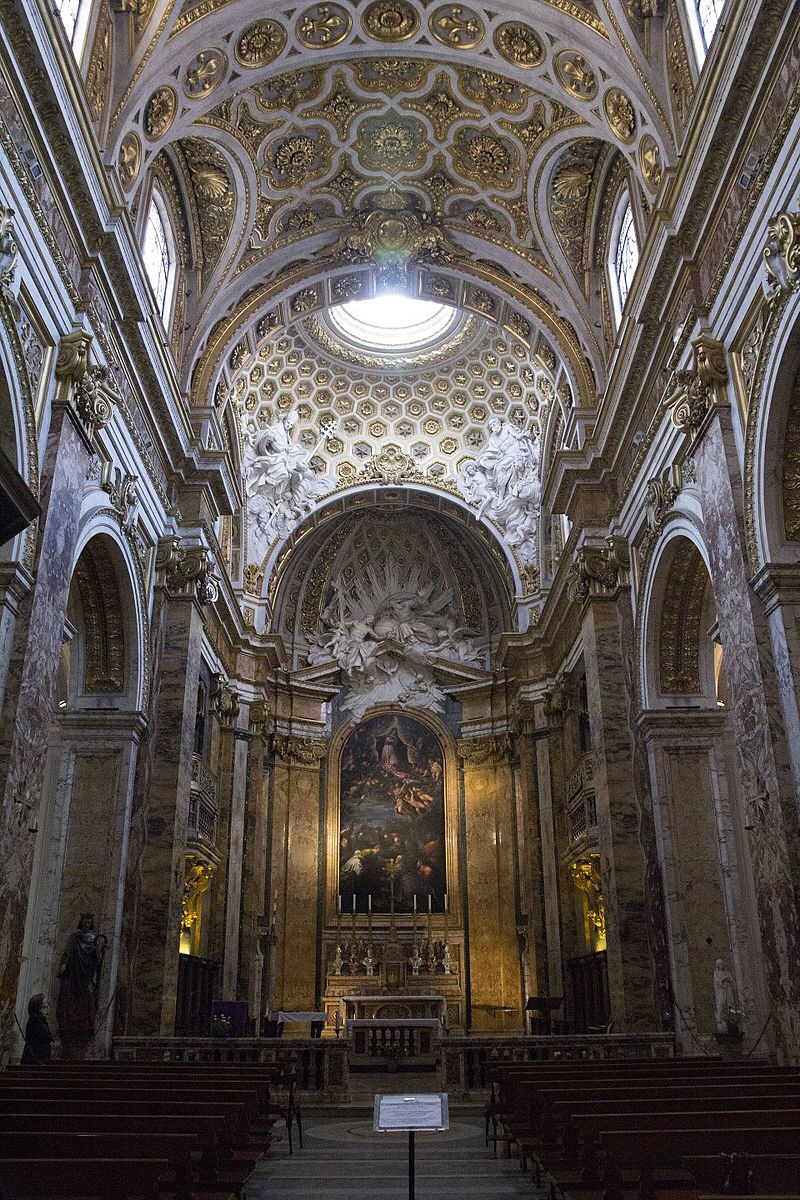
[245,1109,546,1199]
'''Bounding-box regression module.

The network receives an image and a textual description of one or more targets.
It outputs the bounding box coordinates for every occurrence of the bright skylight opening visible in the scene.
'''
[328,295,458,351]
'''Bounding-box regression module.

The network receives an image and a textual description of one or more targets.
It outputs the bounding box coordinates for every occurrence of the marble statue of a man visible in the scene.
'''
[244,412,331,545]
[713,958,737,1032]
[458,417,541,563]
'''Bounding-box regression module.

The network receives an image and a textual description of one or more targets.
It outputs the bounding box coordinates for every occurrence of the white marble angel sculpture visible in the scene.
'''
[458,417,541,563]
[244,412,333,546]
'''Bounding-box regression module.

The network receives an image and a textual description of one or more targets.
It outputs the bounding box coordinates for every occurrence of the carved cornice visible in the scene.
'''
[273,733,327,764]
[663,335,728,438]
[457,733,511,765]
[0,205,19,302]
[640,467,681,557]
[764,208,800,294]
[100,464,139,531]
[155,535,219,605]
[211,672,240,725]
[567,535,630,604]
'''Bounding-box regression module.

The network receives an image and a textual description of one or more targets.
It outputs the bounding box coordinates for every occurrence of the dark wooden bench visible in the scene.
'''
[683,1152,800,1195]
[0,1156,170,1199]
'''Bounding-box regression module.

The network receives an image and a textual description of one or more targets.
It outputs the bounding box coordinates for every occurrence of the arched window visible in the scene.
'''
[608,189,639,325]
[142,190,177,326]
[55,0,92,56]
[687,0,725,62]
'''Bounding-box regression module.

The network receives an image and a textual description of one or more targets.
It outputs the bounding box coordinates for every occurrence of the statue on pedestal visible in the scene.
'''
[56,913,107,1059]
[362,945,377,976]
[713,958,739,1033]
[442,943,452,975]
[409,944,423,976]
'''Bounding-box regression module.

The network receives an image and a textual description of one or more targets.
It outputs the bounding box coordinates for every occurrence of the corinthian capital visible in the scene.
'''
[56,330,119,440]
[764,210,800,294]
[567,535,630,604]
[273,734,327,765]
[155,536,219,605]
[663,335,728,437]
[457,734,511,765]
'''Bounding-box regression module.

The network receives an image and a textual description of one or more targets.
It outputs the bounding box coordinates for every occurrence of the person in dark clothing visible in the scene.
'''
[21,993,53,1064]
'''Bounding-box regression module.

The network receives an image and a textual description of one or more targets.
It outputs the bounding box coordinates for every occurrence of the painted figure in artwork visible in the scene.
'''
[56,912,107,1059]
[339,714,446,913]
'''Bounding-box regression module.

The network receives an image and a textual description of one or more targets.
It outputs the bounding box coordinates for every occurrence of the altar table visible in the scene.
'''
[341,994,448,1023]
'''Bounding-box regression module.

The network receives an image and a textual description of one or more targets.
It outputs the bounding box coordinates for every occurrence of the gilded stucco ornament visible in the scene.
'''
[211,673,240,724]
[603,88,636,142]
[273,734,327,764]
[117,133,141,189]
[265,127,333,189]
[453,127,518,190]
[493,21,545,68]
[143,87,177,140]
[297,3,352,46]
[639,134,663,191]
[184,49,227,99]
[0,207,18,297]
[763,210,800,293]
[356,115,429,174]
[361,0,420,41]
[664,337,728,437]
[429,4,484,49]
[56,330,119,440]
[457,735,511,765]
[554,51,598,101]
[249,700,272,738]
[234,20,287,68]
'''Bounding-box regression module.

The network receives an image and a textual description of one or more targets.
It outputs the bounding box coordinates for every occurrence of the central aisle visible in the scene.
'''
[245,1110,544,1199]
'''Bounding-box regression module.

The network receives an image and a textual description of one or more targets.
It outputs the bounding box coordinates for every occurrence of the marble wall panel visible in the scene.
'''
[532,705,565,997]
[462,756,522,1032]
[695,413,800,1059]
[222,731,249,998]
[238,730,271,1021]
[272,756,323,1012]
[0,405,90,1059]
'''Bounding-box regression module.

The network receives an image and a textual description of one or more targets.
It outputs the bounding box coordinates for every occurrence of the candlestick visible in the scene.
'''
[428,893,432,914]
[444,892,448,942]
[413,894,417,914]
[352,893,356,914]
[368,893,372,913]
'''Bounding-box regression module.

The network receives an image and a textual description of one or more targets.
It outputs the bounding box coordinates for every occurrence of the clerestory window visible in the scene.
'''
[687,0,725,63]
[142,190,177,327]
[608,189,639,326]
[54,0,92,57]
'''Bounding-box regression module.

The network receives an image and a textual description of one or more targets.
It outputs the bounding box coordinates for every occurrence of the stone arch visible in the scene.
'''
[64,526,146,712]
[639,522,723,711]
[747,293,800,569]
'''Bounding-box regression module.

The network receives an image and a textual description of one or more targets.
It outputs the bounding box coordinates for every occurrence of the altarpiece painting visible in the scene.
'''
[338,713,446,913]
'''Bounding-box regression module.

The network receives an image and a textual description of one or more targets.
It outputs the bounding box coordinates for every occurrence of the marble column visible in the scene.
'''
[640,709,768,1050]
[206,677,249,999]
[121,539,217,1035]
[238,702,272,1024]
[693,407,800,1058]
[512,714,546,1000]
[270,735,326,1014]
[578,578,655,1030]
[459,735,522,1032]
[0,332,116,1059]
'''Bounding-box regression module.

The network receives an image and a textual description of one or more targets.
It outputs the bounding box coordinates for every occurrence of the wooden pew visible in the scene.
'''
[0,1156,170,1199]
[599,1127,800,1200]
[684,1153,800,1196]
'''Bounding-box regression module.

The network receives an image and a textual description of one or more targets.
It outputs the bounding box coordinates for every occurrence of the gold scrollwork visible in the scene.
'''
[457,734,511,765]
[117,132,141,189]
[361,0,420,41]
[234,20,287,68]
[603,87,636,143]
[297,2,352,47]
[492,20,545,68]
[184,49,227,99]
[639,133,663,192]
[274,734,328,764]
[554,50,598,101]
[143,86,177,140]
[429,4,484,49]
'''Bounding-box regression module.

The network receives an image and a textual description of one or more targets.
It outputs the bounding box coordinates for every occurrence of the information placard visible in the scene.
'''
[373,1093,449,1132]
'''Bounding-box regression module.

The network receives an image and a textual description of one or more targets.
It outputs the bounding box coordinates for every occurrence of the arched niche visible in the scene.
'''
[641,526,726,710]
[323,705,460,929]
[58,530,144,713]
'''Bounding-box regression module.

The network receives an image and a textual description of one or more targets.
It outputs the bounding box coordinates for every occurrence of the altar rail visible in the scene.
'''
[444,1033,676,1094]
[112,1037,349,1096]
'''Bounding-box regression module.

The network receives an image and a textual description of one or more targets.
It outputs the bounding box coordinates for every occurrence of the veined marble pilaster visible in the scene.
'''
[511,708,546,1000]
[580,587,656,1030]
[238,706,272,1023]
[0,562,32,716]
[459,735,522,1032]
[752,565,800,808]
[270,735,326,1013]
[694,410,800,1059]
[639,709,768,1052]
[0,373,99,1057]
[123,585,206,1035]
[529,700,563,996]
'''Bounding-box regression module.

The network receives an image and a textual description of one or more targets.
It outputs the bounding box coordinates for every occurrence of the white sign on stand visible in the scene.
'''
[374,1094,449,1199]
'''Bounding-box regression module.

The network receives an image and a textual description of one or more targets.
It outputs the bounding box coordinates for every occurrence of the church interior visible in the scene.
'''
[1,0,800,1191]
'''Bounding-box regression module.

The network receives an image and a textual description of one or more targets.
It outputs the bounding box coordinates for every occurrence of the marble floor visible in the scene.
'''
[244,1108,546,1199]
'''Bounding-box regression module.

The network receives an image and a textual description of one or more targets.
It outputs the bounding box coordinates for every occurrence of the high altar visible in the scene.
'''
[267,705,523,1036]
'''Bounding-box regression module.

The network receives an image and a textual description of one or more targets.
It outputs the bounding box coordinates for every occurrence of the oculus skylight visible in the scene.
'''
[328,295,459,352]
